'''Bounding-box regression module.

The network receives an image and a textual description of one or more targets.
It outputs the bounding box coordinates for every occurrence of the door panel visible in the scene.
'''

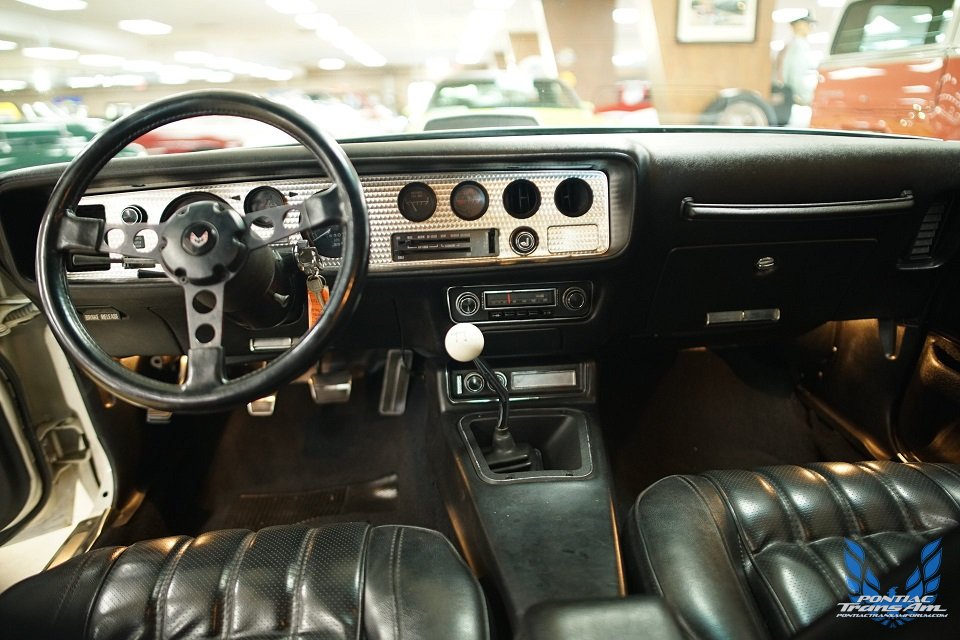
[898,334,960,460]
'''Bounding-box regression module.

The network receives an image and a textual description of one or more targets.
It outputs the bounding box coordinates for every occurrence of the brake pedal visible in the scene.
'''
[247,394,277,417]
[309,371,352,404]
[379,349,412,416]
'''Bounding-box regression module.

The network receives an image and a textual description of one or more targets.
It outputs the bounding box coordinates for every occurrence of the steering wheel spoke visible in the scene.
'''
[184,346,225,392]
[182,281,225,349]
[244,185,343,249]
[181,281,226,390]
[98,221,163,260]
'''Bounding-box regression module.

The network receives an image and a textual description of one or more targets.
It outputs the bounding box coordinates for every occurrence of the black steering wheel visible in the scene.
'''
[35,90,369,412]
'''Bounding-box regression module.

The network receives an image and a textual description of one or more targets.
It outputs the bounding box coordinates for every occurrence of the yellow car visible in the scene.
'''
[415,72,597,131]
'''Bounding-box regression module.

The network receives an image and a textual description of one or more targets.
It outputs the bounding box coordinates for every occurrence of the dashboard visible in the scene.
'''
[0,130,957,360]
[67,169,613,282]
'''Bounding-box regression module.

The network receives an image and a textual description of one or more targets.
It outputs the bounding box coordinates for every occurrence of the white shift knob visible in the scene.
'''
[444,323,484,362]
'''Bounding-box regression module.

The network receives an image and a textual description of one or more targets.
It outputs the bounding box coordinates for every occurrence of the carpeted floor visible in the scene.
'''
[601,347,868,512]
[193,369,452,538]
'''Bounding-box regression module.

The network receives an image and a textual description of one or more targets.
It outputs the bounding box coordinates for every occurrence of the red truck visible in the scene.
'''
[812,0,958,138]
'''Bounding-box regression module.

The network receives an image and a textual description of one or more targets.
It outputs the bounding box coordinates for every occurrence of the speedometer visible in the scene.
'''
[308,225,343,258]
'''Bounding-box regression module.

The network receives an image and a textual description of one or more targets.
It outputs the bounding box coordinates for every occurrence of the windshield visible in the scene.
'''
[0,0,953,169]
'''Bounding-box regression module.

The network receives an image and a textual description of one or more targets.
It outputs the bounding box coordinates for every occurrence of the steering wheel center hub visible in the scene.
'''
[181,222,217,256]
[160,200,246,284]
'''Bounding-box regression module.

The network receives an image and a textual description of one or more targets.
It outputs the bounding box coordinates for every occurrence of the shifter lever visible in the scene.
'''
[444,323,541,473]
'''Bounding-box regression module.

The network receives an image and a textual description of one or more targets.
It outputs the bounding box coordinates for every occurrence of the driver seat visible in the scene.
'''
[0,522,489,640]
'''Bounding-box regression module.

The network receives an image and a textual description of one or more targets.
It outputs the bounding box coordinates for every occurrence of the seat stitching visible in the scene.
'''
[925,464,960,521]
[857,463,917,533]
[289,527,320,639]
[753,469,850,632]
[753,469,809,543]
[701,473,794,637]
[753,470,839,590]
[395,528,405,640]
[53,549,97,626]
[218,531,256,640]
[389,527,400,640]
[71,547,127,638]
[804,537,854,603]
[631,491,666,598]
[806,467,861,536]
[356,525,372,640]
[153,536,193,640]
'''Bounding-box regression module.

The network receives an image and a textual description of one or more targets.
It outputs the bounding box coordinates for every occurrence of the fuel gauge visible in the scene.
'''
[397,182,437,222]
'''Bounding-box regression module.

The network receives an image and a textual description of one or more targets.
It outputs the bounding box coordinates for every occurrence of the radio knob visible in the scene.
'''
[455,292,481,317]
[463,372,485,393]
[562,287,587,311]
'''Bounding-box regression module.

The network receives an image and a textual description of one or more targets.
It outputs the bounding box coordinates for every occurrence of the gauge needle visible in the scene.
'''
[314,228,332,239]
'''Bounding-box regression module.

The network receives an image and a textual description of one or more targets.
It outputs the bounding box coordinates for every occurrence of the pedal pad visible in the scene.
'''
[309,371,352,405]
[146,408,172,424]
[247,394,277,417]
[379,349,412,416]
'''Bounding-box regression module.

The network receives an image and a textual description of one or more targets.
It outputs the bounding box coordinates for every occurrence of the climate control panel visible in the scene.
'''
[448,281,593,323]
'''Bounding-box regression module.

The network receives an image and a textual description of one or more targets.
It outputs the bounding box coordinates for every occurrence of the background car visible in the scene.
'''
[412,72,597,131]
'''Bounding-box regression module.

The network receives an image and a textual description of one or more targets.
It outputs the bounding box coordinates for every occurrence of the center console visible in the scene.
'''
[428,316,623,628]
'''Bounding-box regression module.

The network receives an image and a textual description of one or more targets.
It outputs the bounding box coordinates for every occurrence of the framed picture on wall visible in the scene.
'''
[677,0,758,43]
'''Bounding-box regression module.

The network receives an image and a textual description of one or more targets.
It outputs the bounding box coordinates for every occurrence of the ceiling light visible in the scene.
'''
[22,46,78,60]
[67,76,101,89]
[32,69,51,92]
[78,53,124,67]
[612,8,640,24]
[317,57,346,70]
[118,19,172,35]
[174,51,214,65]
[265,68,295,81]
[123,59,162,72]
[0,40,18,51]
[266,0,317,14]
[320,25,387,67]
[0,80,28,91]
[474,0,514,8]
[205,71,234,83]
[15,0,87,10]
[297,12,337,30]
[110,74,145,86]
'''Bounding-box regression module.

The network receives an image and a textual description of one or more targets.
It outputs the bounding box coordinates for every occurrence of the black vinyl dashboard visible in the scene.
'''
[0,129,958,361]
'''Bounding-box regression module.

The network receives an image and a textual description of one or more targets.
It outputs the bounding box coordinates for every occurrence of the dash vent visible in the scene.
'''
[903,203,945,263]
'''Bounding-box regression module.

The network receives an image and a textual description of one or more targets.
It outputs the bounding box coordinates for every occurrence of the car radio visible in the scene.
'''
[447,281,593,323]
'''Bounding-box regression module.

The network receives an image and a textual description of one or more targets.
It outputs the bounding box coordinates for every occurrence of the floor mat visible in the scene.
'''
[207,473,399,531]
[188,365,453,539]
[601,347,867,512]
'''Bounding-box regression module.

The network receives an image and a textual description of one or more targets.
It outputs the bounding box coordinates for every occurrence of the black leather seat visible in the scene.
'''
[0,522,489,640]
[625,461,960,640]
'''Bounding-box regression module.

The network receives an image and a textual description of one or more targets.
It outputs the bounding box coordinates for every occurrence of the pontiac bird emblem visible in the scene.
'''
[188,229,209,248]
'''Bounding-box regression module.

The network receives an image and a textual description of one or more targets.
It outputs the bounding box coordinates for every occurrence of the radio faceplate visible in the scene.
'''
[447,281,593,323]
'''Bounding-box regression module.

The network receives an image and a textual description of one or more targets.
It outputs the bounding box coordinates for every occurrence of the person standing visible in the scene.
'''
[777,13,817,107]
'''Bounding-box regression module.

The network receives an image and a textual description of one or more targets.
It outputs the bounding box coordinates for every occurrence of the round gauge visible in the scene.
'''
[450,181,488,221]
[397,182,437,222]
[244,186,287,213]
[161,192,231,221]
[307,225,343,258]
